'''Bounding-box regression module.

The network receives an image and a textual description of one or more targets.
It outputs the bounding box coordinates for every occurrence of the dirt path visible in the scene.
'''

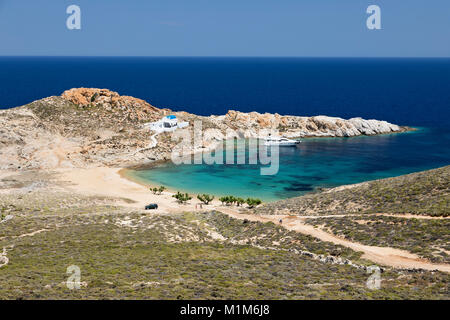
[0,228,52,268]
[371,213,449,220]
[16,229,49,239]
[280,213,449,220]
[219,209,450,273]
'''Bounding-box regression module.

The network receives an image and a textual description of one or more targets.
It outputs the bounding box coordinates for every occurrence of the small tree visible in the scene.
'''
[197,194,214,205]
[172,191,192,204]
[182,193,192,204]
[172,191,182,203]
[158,186,166,195]
[246,198,262,208]
[219,195,241,206]
[219,196,227,205]
[236,197,245,206]
[150,187,159,194]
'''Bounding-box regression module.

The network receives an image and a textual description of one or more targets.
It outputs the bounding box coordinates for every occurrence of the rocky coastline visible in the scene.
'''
[0,88,412,170]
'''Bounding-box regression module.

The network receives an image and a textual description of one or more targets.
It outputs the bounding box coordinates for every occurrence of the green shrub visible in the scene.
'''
[91,92,99,102]
[236,198,245,206]
[150,187,158,194]
[246,198,262,208]
[172,192,192,204]
[158,186,166,195]
[219,196,237,206]
[150,186,166,195]
[197,194,215,205]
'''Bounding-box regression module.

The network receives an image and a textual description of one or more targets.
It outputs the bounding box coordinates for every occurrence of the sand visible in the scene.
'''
[57,167,227,213]
[54,166,450,273]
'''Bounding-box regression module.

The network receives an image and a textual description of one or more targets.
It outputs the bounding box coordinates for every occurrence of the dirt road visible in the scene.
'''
[220,209,450,273]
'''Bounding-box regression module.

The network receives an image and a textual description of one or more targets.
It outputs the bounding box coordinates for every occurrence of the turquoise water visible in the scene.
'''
[128,127,450,202]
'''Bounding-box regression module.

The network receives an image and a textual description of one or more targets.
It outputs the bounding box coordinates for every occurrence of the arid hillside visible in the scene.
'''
[1,192,448,299]
[253,166,449,265]
[0,88,409,170]
[255,165,450,217]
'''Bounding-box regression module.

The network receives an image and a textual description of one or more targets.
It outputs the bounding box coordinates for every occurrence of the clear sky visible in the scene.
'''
[0,0,449,57]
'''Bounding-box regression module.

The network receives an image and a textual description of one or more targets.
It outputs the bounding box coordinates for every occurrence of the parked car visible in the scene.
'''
[145,203,158,210]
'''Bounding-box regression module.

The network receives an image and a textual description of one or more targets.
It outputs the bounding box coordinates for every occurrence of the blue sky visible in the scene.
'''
[0,0,449,57]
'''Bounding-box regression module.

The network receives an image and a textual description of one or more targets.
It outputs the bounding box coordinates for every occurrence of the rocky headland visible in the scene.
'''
[0,88,410,170]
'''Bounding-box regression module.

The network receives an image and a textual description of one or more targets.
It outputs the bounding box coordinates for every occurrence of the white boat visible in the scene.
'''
[263,136,300,147]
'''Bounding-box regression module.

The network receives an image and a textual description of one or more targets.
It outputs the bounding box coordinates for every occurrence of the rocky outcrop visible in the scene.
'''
[0,88,411,170]
[61,88,162,122]
[209,110,406,138]
[0,89,172,170]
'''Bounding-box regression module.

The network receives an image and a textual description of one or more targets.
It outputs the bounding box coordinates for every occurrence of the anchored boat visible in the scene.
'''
[263,135,300,147]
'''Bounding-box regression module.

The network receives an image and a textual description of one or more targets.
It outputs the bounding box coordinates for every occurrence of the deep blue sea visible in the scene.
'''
[1,57,449,200]
[1,57,450,127]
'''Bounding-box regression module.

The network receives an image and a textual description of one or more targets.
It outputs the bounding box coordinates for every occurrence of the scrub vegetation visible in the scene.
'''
[305,215,450,264]
[255,165,450,217]
[0,190,448,299]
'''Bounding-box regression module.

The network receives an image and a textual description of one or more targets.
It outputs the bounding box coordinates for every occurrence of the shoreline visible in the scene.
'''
[118,167,180,195]
[0,87,418,172]
[290,125,418,139]
[121,167,265,203]
[128,127,419,172]
[120,127,422,202]
[58,166,239,213]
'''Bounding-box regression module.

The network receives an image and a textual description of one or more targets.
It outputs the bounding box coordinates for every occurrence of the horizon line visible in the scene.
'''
[0,55,449,59]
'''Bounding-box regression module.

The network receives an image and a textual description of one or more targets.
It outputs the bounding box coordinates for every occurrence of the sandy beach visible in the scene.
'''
[56,166,230,214]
